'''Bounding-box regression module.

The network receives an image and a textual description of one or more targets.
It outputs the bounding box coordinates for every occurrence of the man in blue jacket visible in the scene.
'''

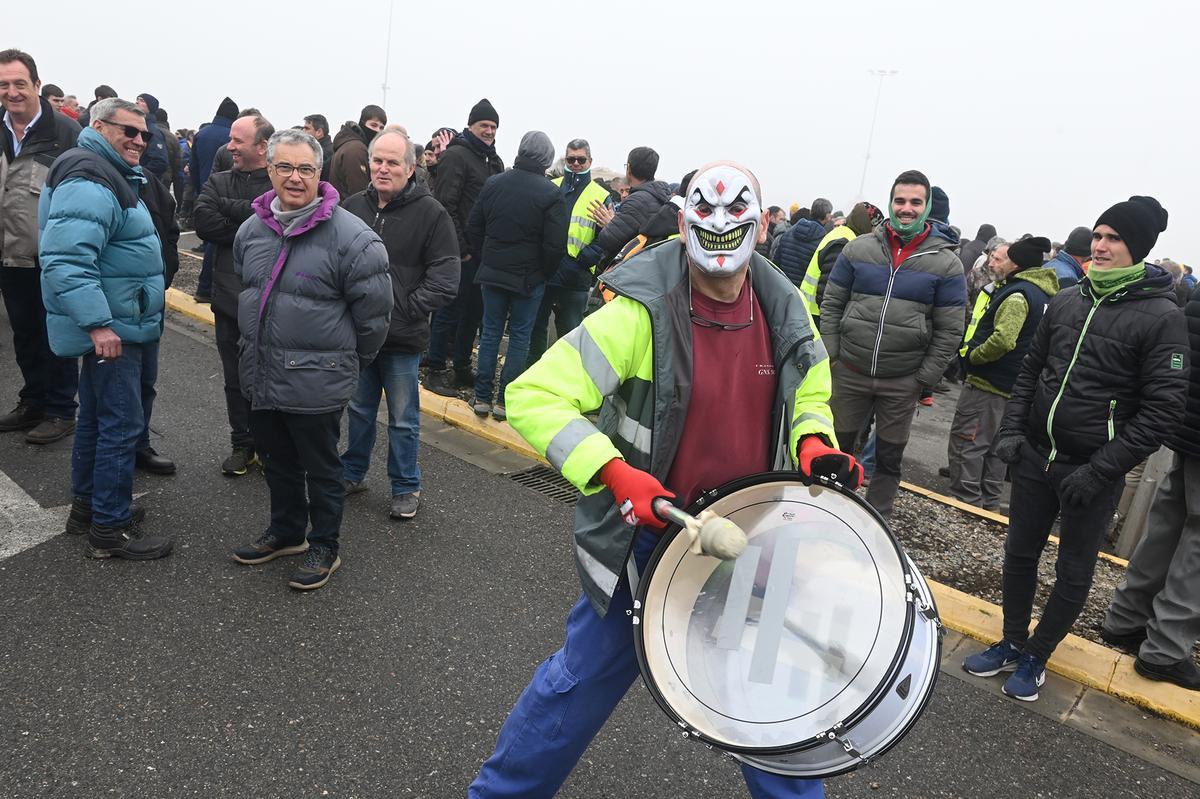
[38,97,174,561]
[189,96,238,302]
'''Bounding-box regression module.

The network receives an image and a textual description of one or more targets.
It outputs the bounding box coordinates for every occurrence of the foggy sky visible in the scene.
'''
[9,0,1198,260]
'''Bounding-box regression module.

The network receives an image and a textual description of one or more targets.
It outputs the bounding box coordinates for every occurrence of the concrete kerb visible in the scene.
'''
[163,288,1199,731]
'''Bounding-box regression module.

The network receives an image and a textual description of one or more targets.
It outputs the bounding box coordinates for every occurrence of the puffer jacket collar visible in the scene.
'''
[251,181,340,238]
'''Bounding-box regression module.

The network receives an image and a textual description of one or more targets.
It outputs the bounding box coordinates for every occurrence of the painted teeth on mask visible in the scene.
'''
[693,224,749,251]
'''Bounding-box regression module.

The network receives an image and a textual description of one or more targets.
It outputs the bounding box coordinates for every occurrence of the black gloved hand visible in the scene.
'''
[992,436,1025,465]
[1059,464,1110,506]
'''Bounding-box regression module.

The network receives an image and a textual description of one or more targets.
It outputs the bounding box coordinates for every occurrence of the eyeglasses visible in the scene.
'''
[565,156,589,165]
[272,163,319,179]
[689,269,755,330]
[100,119,153,143]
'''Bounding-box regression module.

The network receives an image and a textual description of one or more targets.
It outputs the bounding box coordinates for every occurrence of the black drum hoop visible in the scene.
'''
[632,470,919,757]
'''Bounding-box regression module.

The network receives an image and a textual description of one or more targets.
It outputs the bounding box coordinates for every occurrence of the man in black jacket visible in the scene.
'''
[340,130,460,521]
[0,48,81,444]
[194,110,274,477]
[575,146,668,274]
[964,196,1189,702]
[1101,280,1200,691]
[465,130,566,420]
[427,98,504,396]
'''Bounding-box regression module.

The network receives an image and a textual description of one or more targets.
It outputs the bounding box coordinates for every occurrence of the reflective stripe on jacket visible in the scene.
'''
[800,225,855,318]
[552,176,610,260]
[505,239,836,616]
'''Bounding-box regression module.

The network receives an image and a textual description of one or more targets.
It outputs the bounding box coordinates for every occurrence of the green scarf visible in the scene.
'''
[888,203,931,241]
[1089,262,1146,298]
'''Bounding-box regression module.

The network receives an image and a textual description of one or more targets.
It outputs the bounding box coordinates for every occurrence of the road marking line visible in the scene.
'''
[0,469,70,560]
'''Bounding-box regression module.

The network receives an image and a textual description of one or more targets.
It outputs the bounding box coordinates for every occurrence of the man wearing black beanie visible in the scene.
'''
[963,197,1189,702]
[948,237,1058,511]
[1045,226,1092,289]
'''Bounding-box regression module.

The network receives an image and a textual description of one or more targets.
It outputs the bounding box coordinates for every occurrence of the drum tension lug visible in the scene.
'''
[905,577,942,627]
[627,600,642,625]
[823,724,869,765]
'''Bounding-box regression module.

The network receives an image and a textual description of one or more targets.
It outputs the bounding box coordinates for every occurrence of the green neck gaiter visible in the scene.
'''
[888,204,932,242]
[1089,262,1146,298]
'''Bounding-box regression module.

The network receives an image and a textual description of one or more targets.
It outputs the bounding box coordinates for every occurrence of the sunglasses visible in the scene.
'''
[565,156,589,165]
[100,119,153,143]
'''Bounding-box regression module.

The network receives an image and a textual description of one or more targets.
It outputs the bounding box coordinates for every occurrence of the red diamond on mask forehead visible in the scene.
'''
[715,180,726,194]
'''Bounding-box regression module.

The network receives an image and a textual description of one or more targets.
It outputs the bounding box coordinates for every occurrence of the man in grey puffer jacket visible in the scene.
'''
[230,129,392,591]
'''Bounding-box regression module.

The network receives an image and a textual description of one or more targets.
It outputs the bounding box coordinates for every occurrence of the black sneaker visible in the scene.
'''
[288,545,341,590]
[425,368,460,398]
[1134,656,1200,690]
[344,479,368,497]
[86,520,173,560]
[222,447,258,476]
[231,530,308,565]
[135,446,177,475]
[65,498,146,536]
[453,368,475,388]
[0,402,44,432]
[1099,626,1147,654]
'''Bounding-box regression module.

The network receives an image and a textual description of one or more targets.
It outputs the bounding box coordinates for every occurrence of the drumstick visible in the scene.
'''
[652,499,748,561]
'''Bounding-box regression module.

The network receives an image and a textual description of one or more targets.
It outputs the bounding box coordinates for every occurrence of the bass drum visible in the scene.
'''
[631,472,941,777]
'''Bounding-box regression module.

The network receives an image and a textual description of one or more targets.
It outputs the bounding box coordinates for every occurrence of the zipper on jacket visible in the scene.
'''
[1043,295,1104,470]
[869,249,934,376]
[1107,399,1117,442]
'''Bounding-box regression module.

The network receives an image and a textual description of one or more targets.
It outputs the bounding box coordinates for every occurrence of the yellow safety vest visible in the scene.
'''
[800,225,856,319]
[553,175,611,259]
[959,282,996,356]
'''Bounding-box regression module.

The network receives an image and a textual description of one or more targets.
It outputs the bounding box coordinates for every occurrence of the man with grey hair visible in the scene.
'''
[465,131,566,419]
[339,130,459,520]
[194,110,274,477]
[230,129,392,590]
[811,196,834,230]
[526,137,611,368]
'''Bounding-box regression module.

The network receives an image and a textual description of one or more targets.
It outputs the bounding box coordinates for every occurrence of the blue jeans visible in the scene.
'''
[475,283,545,406]
[72,341,158,526]
[469,529,824,798]
[341,351,422,496]
[136,336,159,451]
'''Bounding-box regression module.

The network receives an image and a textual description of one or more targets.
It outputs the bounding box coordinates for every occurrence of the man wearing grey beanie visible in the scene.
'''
[464,131,567,420]
[1045,225,1093,289]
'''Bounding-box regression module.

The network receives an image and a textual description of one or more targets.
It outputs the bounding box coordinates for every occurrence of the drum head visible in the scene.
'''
[634,475,913,753]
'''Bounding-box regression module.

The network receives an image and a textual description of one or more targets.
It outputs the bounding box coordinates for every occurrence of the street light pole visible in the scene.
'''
[857,69,898,201]
[381,0,395,107]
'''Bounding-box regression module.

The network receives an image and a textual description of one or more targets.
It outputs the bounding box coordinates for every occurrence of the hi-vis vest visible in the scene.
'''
[800,225,856,319]
[959,282,996,357]
[553,175,611,260]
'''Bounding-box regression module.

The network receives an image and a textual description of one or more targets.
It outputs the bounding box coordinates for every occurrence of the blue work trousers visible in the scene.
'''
[468,529,825,798]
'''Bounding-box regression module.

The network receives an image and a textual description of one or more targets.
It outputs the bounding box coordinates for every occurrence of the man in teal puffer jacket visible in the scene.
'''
[38,97,173,561]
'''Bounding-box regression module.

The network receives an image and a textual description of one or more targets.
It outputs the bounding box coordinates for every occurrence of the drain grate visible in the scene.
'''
[509,465,580,504]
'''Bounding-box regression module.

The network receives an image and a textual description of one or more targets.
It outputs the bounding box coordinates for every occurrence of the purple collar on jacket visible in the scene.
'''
[252,181,341,318]
[251,181,341,238]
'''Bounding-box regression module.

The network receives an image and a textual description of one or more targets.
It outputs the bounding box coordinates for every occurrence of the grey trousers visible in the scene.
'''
[1104,451,1200,665]
[947,383,1008,509]
[831,362,921,519]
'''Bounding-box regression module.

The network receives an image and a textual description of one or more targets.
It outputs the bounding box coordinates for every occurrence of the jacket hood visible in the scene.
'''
[136,93,160,117]
[787,217,826,245]
[77,127,146,180]
[215,97,238,121]
[975,223,997,242]
[1049,249,1085,281]
[516,130,554,172]
[1013,265,1060,296]
[930,220,961,245]
[640,201,682,239]
[1081,263,1177,303]
[332,122,366,152]
[630,179,671,204]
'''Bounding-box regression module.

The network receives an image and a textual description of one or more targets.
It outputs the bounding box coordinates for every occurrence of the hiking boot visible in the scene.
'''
[390,491,420,520]
[135,446,176,475]
[344,479,368,496]
[86,520,173,560]
[0,402,44,432]
[1099,626,1147,654]
[231,530,309,565]
[962,640,1022,677]
[288,545,341,590]
[1001,653,1046,701]
[65,498,146,536]
[24,416,75,444]
[1134,656,1200,691]
[491,404,506,422]
[473,399,491,417]
[453,368,475,388]
[425,368,460,398]
[221,447,258,476]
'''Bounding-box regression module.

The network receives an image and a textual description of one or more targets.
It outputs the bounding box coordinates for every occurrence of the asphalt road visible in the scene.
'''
[0,309,1196,798]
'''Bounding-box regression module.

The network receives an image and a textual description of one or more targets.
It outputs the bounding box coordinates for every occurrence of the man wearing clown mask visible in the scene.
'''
[467,161,856,798]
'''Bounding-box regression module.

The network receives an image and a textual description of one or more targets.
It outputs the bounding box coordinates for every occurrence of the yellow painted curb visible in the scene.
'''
[163,289,1193,728]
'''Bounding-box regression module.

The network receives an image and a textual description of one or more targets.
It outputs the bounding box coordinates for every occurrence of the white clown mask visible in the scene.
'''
[682,163,763,275]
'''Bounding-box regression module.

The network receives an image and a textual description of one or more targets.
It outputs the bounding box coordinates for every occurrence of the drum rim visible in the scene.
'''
[633,471,918,756]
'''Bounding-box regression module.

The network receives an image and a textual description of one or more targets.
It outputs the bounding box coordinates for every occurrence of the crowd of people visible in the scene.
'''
[3,45,1199,797]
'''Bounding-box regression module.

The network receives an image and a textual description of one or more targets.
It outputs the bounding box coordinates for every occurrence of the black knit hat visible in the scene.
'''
[1063,226,1092,258]
[1094,196,1169,265]
[1008,236,1051,270]
[468,98,499,126]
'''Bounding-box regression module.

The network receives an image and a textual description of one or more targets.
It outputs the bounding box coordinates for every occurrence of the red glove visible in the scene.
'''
[798,435,863,490]
[598,458,676,530]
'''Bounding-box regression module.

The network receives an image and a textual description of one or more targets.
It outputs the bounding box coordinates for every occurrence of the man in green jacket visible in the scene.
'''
[948,236,1058,510]
[468,161,857,798]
